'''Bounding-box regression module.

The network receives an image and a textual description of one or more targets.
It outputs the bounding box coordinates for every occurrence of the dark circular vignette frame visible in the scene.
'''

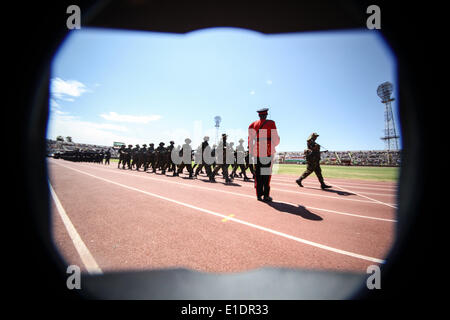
[19,0,429,300]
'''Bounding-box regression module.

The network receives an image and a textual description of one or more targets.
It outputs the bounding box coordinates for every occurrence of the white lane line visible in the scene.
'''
[49,181,103,275]
[268,186,396,205]
[332,183,397,209]
[52,162,386,264]
[53,161,396,222]
[271,177,398,190]
[301,206,396,222]
[269,181,396,196]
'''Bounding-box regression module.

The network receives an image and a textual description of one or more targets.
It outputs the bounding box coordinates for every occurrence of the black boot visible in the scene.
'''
[296,178,304,187]
[321,183,332,189]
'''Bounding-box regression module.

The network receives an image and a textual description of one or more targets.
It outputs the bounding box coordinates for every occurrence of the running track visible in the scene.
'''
[48,158,397,275]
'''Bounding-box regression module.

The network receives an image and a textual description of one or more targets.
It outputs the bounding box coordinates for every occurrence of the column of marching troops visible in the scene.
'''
[115,136,254,183]
[54,136,254,183]
[55,149,112,164]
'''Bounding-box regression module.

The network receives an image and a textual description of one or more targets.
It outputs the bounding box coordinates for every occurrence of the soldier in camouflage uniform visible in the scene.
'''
[176,138,194,178]
[131,144,140,170]
[104,148,111,165]
[296,133,331,189]
[136,144,147,171]
[155,142,167,174]
[146,143,155,172]
[194,136,212,178]
[166,141,177,174]
[124,144,133,169]
[117,145,125,168]
[231,138,251,181]
[209,134,232,183]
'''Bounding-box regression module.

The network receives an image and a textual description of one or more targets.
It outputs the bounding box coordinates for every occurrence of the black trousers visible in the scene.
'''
[178,162,193,175]
[195,162,212,176]
[254,156,273,198]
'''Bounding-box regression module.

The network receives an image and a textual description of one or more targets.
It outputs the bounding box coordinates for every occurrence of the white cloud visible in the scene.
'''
[47,112,130,146]
[53,109,69,115]
[100,112,162,124]
[51,77,89,101]
[250,90,255,95]
[50,99,60,109]
[266,80,272,85]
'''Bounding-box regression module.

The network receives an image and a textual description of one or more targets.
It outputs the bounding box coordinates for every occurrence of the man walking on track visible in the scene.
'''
[296,133,332,189]
[248,107,280,202]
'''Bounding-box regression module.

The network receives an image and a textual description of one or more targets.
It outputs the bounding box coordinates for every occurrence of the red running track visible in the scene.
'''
[48,158,396,274]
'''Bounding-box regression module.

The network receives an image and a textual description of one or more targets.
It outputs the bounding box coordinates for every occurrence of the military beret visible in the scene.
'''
[159,142,165,146]
[128,144,132,147]
[149,143,154,145]
[222,133,227,137]
[170,141,175,144]
[142,144,147,147]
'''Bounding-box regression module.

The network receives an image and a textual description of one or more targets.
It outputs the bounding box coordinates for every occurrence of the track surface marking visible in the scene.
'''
[48,159,396,273]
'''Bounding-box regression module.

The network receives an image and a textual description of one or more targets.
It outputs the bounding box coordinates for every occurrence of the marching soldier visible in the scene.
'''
[117,145,125,168]
[131,144,140,169]
[248,107,280,202]
[167,141,177,174]
[177,138,194,178]
[143,143,152,172]
[155,142,167,174]
[209,134,232,183]
[192,145,202,172]
[244,149,255,178]
[124,144,133,169]
[146,143,155,172]
[137,144,147,171]
[296,133,331,189]
[104,148,111,165]
[194,136,213,178]
[231,138,251,181]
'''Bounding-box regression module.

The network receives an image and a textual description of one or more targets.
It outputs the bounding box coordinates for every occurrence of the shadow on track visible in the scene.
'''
[198,179,242,187]
[303,187,354,196]
[266,201,323,221]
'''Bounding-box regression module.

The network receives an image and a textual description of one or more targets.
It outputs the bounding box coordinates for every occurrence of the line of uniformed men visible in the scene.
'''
[117,136,254,183]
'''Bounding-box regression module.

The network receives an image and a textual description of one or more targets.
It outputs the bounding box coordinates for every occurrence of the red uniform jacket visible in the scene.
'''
[248,119,280,157]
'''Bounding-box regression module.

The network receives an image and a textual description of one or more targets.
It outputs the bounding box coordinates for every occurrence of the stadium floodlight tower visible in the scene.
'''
[214,116,221,145]
[377,81,399,152]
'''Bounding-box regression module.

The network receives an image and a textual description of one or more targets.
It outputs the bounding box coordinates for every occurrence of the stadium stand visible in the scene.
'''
[277,150,401,166]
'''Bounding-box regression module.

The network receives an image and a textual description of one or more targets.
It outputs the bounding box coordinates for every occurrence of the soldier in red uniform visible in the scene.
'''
[248,107,280,202]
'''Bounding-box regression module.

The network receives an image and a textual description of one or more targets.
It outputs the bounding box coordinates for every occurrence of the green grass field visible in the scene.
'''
[110,159,398,181]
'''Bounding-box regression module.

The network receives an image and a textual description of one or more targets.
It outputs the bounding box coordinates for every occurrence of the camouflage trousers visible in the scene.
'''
[300,161,325,185]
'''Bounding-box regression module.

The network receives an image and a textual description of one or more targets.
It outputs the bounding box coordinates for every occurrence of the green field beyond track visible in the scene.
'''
[110,159,398,182]
[272,164,398,182]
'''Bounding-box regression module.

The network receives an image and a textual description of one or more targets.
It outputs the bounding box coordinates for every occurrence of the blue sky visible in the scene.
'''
[47,27,400,151]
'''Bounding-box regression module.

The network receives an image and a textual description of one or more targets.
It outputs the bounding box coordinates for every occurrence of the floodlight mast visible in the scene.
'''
[377,82,399,154]
[214,116,221,145]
